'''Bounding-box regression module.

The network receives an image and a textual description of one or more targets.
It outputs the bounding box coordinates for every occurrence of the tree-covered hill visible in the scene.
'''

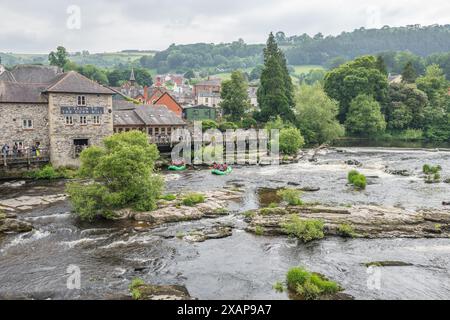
[283,25,450,65]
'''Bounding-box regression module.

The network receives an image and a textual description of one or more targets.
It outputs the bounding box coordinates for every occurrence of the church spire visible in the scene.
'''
[130,68,136,84]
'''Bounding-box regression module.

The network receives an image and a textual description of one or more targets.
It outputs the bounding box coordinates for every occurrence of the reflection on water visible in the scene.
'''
[0,147,449,300]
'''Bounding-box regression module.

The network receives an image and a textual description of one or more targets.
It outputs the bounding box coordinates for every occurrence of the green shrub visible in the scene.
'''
[347,170,367,190]
[67,131,164,221]
[278,127,305,155]
[25,165,75,180]
[286,267,340,300]
[277,188,303,206]
[219,121,238,132]
[282,215,324,242]
[267,202,278,208]
[338,223,356,238]
[182,193,205,206]
[202,120,218,131]
[241,118,257,129]
[129,278,145,300]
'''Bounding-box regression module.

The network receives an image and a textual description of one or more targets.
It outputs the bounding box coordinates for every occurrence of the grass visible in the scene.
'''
[273,281,284,293]
[286,267,341,300]
[282,215,325,243]
[181,193,205,206]
[423,164,442,183]
[129,278,145,300]
[159,194,177,201]
[254,226,265,236]
[291,65,325,76]
[277,188,303,206]
[338,223,357,238]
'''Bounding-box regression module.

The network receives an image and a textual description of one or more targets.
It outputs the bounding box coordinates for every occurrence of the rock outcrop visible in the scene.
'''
[118,190,242,225]
[0,194,67,212]
[246,205,450,239]
[132,284,192,300]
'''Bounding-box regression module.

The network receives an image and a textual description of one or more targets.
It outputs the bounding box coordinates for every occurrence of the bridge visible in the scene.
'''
[1,148,50,168]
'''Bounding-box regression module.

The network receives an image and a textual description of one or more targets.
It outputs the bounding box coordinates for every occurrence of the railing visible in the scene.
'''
[1,147,50,167]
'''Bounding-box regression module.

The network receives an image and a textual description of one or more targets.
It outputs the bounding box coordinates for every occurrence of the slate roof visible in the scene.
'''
[181,104,215,109]
[195,78,222,86]
[44,71,114,94]
[114,105,186,127]
[0,65,114,103]
[8,65,62,84]
[0,81,48,103]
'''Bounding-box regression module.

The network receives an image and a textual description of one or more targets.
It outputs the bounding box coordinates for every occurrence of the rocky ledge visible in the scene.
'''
[0,212,32,234]
[246,205,450,238]
[117,189,242,225]
[0,194,67,212]
[131,284,193,300]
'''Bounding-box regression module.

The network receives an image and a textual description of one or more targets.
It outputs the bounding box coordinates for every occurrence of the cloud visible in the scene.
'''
[0,0,449,53]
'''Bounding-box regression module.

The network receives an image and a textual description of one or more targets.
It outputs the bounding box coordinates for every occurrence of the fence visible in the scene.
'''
[1,147,50,167]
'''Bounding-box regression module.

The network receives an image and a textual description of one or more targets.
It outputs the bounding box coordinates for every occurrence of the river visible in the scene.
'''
[0,146,449,300]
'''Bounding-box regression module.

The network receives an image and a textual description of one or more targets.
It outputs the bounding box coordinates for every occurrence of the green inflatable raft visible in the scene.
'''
[168,165,187,171]
[211,167,232,175]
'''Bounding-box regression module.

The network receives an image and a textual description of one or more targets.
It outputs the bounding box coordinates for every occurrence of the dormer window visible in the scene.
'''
[77,95,86,106]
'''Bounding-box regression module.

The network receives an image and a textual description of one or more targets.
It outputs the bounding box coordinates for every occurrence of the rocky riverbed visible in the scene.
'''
[246,205,450,238]
[1,146,450,300]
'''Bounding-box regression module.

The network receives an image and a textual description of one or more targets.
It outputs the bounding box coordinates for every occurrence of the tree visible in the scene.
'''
[324,56,389,122]
[257,33,295,122]
[66,131,163,221]
[386,83,428,129]
[376,55,388,75]
[184,70,195,79]
[279,127,305,155]
[220,70,250,121]
[49,46,69,68]
[401,61,418,83]
[295,84,345,145]
[345,94,386,136]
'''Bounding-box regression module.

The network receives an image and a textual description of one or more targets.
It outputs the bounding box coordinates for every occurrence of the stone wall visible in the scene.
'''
[0,103,50,150]
[48,93,113,168]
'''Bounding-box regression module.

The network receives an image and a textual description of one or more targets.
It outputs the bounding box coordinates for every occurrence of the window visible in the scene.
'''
[92,115,100,125]
[22,119,33,129]
[65,116,73,125]
[80,116,87,125]
[77,95,86,106]
[73,139,89,158]
[148,128,153,135]
[205,98,209,103]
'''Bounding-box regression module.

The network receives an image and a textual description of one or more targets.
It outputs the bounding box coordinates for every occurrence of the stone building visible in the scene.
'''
[0,65,114,168]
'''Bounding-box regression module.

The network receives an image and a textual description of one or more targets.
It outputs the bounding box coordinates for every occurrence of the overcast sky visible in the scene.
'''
[1,0,449,53]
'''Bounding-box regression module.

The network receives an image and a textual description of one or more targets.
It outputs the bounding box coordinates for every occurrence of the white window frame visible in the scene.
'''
[79,116,87,125]
[65,116,74,125]
[22,119,33,129]
[92,115,101,125]
[77,95,86,106]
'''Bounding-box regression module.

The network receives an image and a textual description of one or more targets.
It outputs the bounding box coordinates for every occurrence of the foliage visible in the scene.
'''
[286,267,340,300]
[282,216,325,242]
[220,70,251,121]
[159,194,177,201]
[296,69,327,85]
[273,281,284,293]
[67,131,163,221]
[257,33,295,122]
[218,121,238,132]
[324,56,389,122]
[240,117,257,129]
[277,188,303,206]
[347,170,367,190]
[345,94,386,136]
[49,46,69,68]
[182,193,205,206]
[295,83,345,145]
[279,127,305,155]
[129,278,145,300]
[25,165,75,180]
[107,67,153,87]
[401,61,418,83]
[202,120,218,131]
[338,223,357,238]
[254,226,265,236]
